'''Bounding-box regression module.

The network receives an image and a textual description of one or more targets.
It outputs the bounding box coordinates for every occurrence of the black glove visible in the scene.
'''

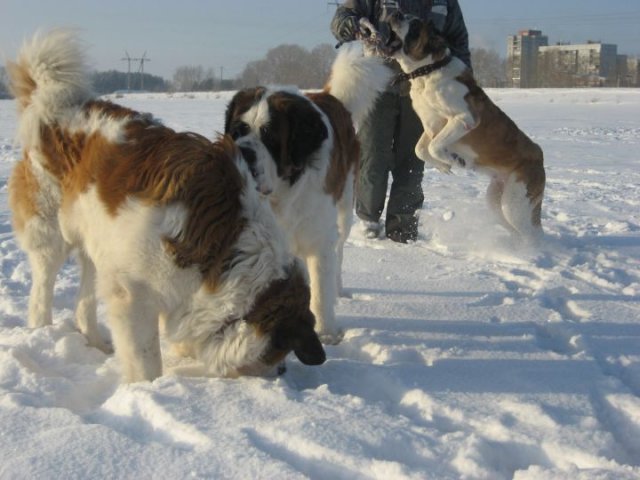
[337,15,359,42]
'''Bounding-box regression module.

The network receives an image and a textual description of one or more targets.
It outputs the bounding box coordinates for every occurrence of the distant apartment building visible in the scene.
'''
[626,57,640,87]
[507,30,548,88]
[537,42,619,87]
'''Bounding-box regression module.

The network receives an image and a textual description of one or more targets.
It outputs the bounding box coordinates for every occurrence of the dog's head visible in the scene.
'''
[225,87,329,193]
[385,11,447,64]
[241,260,326,375]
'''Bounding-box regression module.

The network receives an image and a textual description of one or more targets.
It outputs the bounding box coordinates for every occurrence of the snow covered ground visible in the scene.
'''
[1,88,639,479]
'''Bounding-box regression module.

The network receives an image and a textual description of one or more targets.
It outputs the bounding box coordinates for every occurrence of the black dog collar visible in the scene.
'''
[392,55,453,86]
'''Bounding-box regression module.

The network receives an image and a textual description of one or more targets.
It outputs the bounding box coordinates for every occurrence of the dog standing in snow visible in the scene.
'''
[224,43,393,343]
[7,30,325,382]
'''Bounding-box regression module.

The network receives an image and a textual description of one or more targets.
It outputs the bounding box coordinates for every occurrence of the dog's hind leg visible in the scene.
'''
[104,279,162,382]
[486,175,516,235]
[26,240,67,329]
[500,170,545,245]
[9,160,68,329]
[75,251,112,353]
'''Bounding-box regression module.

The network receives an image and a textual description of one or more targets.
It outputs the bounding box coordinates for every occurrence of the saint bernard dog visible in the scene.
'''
[224,44,393,343]
[386,12,546,244]
[7,30,325,383]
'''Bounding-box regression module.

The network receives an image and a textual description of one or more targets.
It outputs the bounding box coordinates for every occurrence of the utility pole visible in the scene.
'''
[121,51,133,92]
[137,52,151,90]
[219,66,224,89]
[121,51,151,91]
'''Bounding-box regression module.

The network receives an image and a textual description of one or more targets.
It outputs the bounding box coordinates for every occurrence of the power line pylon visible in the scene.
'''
[121,51,151,91]
[121,51,133,91]
[137,52,151,90]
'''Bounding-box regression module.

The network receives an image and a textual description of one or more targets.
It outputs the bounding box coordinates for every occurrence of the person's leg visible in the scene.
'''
[356,92,398,234]
[385,94,425,242]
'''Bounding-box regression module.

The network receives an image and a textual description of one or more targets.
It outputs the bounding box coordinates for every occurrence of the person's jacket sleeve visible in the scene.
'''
[442,0,471,68]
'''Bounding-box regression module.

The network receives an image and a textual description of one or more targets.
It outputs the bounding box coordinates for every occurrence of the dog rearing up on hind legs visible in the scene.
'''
[385,12,546,246]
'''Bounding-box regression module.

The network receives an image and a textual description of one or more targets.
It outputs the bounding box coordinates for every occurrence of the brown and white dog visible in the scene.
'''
[224,44,393,343]
[386,13,546,244]
[7,30,325,383]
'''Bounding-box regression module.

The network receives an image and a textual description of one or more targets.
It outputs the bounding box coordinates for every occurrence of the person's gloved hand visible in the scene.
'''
[337,15,360,42]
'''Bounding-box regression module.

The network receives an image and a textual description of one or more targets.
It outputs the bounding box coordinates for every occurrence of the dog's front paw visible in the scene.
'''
[428,144,454,165]
[422,157,452,174]
[432,160,452,174]
[450,152,467,168]
[417,150,452,174]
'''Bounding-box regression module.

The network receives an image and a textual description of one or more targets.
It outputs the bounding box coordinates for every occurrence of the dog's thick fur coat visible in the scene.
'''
[388,14,546,243]
[7,30,325,382]
[224,43,393,343]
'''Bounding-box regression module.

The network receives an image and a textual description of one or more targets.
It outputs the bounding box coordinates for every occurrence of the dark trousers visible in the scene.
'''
[356,91,425,236]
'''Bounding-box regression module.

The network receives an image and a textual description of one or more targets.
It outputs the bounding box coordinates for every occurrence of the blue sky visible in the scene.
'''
[1,0,639,80]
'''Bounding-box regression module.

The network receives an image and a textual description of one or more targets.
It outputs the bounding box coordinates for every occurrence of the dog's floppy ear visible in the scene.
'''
[424,20,447,54]
[283,96,328,182]
[224,87,266,134]
[404,18,446,61]
[224,91,243,134]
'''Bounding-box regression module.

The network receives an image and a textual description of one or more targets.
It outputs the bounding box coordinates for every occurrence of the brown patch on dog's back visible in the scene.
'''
[36,99,247,290]
[307,91,359,203]
[85,99,147,122]
[97,126,246,289]
[455,70,544,173]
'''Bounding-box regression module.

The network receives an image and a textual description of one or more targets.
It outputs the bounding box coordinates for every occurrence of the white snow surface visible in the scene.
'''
[1,88,639,479]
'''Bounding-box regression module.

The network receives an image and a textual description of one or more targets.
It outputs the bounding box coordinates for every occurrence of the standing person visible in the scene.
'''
[331,0,471,243]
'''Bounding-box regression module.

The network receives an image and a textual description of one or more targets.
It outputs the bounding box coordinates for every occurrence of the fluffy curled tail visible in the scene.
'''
[324,42,393,127]
[8,29,91,123]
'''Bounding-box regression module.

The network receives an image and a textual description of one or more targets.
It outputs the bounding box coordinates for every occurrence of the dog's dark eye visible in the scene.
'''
[230,122,250,140]
[260,125,270,137]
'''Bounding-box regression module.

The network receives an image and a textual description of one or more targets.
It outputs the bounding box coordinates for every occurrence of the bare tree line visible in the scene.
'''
[237,44,336,89]
[0,45,509,97]
[470,48,507,87]
[170,43,337,92]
